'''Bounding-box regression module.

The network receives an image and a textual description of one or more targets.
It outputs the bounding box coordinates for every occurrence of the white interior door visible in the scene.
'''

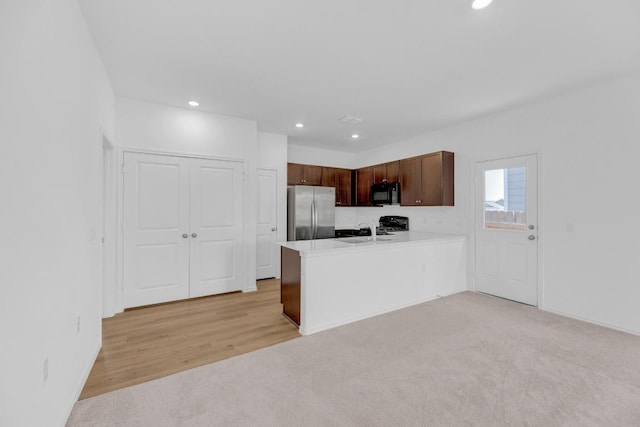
[256,169,277,279]
[475,154,539,306]
[123,152,190,308]
[189,158,244,298]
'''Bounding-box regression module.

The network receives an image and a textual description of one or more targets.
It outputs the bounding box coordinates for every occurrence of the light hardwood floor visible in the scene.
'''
[80,279,300,399]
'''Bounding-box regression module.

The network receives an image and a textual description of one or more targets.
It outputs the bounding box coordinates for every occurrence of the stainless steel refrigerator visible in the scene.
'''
[287,186,335,241]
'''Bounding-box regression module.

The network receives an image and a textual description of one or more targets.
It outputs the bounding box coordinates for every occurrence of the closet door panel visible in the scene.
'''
[189,158,244,297]
[123,152,190,308]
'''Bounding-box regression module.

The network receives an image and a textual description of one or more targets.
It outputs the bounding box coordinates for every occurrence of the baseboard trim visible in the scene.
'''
[60,339,101,427]
[540,307,640,337]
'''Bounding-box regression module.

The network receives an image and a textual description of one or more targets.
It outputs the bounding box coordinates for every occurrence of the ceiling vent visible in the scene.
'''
[338,115,364,124]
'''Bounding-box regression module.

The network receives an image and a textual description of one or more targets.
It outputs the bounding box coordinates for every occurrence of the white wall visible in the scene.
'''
[0,1,115,426]
[116,98,258,159]
[288,144,356,168]
[258,132,288,278]
[304,73,640,335]
[113,97,260,312]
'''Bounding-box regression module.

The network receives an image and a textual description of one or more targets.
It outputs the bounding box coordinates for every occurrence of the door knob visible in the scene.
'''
[191,233,198,238]
[528,235,536,240]
[182,233,188,238]
[271,227,277,232]
[528,225,536,230]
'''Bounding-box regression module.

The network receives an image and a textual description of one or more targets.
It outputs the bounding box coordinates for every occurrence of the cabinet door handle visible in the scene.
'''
[182,233,188,238]
[191,233,198,238]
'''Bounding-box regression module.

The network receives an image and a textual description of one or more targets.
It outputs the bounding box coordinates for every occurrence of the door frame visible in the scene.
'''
[114,148,248,314]
[100,133,117,317]
[473,151,544,308]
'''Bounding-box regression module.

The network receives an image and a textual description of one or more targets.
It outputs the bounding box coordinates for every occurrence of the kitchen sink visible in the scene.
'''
[340,236,396,244]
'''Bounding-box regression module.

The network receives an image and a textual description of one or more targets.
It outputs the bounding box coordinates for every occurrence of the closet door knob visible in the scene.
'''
[191,233,198,238]
[182,233,188,238]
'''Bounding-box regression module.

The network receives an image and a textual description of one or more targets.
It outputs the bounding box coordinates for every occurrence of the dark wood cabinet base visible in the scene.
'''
[280,247,301,326]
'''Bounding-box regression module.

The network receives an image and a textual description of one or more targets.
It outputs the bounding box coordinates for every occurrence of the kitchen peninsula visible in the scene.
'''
[279,232,467,335]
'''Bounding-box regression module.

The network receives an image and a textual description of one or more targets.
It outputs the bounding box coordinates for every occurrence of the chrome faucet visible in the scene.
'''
[356,221,377,241]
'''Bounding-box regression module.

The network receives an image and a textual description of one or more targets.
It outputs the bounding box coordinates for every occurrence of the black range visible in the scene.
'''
[335,216,409,238]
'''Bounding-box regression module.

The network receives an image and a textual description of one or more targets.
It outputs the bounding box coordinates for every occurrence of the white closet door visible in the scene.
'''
[123,152,190,308]
[256,169,277,279]
[189,158,244,298]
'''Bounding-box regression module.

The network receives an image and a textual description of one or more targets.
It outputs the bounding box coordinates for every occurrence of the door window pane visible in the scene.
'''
[484,167,526,230]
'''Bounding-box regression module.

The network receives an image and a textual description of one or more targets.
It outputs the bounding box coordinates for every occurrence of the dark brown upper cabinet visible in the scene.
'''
[372,161,399,184]
[399,157,422,207]
[287,163,323,186]
[288,151,453,207]
[321,167,352,206]
[356,167,373,206]
[399,151,454,206]
[321,167,336,188]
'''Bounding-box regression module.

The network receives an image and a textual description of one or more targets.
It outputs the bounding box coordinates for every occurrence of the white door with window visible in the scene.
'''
[123,152,244,308]
[475,154,538,306]
[256,169,277,279]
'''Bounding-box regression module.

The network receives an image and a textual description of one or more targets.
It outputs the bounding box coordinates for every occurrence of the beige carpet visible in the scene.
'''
[67,292,640,426]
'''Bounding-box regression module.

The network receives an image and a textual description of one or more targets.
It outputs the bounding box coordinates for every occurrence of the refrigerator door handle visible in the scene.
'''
[310,200,315,239]
[314,200,319,239]
[311,200,317,239]
[315,201,319,238]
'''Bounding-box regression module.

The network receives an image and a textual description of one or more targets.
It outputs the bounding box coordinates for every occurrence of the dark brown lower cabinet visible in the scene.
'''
[280,247,301,326]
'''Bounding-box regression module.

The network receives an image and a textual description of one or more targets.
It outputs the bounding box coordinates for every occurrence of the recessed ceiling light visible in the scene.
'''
[295,123,304,128]
[351,134,360,139]
[472,0,493,10]
[188,101,199,107]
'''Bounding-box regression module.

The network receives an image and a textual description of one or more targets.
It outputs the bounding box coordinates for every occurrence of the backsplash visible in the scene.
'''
[335,206,469,235]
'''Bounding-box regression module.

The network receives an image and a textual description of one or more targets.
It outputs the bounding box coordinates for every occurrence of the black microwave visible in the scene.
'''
[371,182,400,205]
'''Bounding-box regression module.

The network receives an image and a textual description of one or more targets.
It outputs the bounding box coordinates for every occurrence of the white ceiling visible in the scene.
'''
[79,0,640,152]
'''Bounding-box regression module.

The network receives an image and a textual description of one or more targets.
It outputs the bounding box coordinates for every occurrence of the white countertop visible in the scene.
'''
[279,231,466,257]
